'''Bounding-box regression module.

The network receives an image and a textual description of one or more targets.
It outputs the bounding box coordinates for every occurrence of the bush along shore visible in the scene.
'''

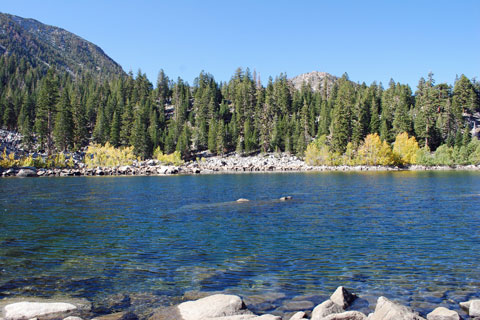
[0,287,479,320]
[2,153,480,178]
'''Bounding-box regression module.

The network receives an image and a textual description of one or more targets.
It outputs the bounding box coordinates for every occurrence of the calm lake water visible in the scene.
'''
[1,172,480,316]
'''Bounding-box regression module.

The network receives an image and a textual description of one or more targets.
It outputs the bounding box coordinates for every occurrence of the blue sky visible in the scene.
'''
[2,0,479,88]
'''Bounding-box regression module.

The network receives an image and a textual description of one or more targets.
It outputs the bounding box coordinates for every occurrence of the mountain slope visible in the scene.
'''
[0,12,124,79]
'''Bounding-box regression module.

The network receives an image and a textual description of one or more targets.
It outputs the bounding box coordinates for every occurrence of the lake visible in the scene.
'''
[1,172,479,316]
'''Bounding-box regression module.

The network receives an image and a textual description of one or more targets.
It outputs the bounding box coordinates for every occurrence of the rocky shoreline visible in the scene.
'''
[1,287,478,320]
[2,154,480,178]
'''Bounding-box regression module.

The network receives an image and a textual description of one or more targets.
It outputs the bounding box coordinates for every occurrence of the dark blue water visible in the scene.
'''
[1,172,480,315]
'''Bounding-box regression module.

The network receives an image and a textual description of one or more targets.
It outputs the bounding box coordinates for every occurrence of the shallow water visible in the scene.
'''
[1,172,479,316]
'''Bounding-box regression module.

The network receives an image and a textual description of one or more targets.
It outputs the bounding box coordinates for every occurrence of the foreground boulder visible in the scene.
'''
[3,301,77,320]
[311,287,357,320]
[312,300,345,320]
[460,299,480,317]
[367,297,425,320]
[330,287,357,309]
[149,294,265,320]
[426,307,460,320]
[288,312,307,320]
[323,311,367,320]
[178,294,250,319]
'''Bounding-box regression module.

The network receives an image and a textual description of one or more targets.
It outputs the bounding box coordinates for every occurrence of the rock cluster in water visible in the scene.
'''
[3,153,480,178]
[1,287,478,320]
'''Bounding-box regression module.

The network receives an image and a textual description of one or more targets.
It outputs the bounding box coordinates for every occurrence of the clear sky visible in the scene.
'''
[2,0,479,88]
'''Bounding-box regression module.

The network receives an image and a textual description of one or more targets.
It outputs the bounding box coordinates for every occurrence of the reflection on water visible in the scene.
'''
[0,172,480,315]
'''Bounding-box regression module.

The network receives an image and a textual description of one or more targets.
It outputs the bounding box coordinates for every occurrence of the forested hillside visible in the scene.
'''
[1,50,479,161]
[0,13,124,79]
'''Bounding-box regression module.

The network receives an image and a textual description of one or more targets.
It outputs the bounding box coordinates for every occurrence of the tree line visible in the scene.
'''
[0,53,479,160]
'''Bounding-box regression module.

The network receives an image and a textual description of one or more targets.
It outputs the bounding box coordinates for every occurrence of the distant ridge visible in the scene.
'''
[0,12,124,79]
[289,71,338,95]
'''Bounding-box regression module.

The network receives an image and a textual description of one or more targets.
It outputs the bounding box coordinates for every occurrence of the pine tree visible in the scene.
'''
[216,122,226,155]
[71,90,88,150]
[208,117,217,153]
[331,75,354,153]
[110,110,121,147]
[34,68,59,153]
[176,124,191,158]
[53,89,74,151]
[93,105,108,144]
[369,97,380,134]
[453,74,478,114]
[120,100,134,146]
[132,109,151,159]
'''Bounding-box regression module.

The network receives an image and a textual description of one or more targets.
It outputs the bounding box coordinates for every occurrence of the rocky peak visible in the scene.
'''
[289,71,338,96]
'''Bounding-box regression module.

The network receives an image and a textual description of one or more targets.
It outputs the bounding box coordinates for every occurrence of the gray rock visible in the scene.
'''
[460,299,480,317]
[203,315,280,320]
[289,312,307,320]
[236,198,250,203]
[16,168,37,177]
[367,297,425,320]
[323,311,367,320]
[311,300,344,320]
[426,307,460,320]
[330,287,357,309]
[203,316,256,320]
[282,300,314,311]
[3,301,77,320]
[177,294,251,320]
[92,312,138,320]
[118,166,131,174]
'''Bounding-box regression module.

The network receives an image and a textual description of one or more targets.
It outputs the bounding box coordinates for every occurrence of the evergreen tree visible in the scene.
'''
[93,105,108,144]
[120,100,134,146]
[53,89,74,151]
[71,90,88,150]
[216,122,227,155]
[132,108,151,159]
[34,68,59,153]
[331,75,354,153]
[109,110,121,147]
[208,117,217,153]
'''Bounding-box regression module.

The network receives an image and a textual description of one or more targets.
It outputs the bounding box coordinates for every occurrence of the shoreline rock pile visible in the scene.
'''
[2,153,480,178]
[1,287,478,320]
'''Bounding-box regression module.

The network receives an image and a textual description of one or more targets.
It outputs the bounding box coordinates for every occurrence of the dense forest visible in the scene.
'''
[0,53,479,161]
